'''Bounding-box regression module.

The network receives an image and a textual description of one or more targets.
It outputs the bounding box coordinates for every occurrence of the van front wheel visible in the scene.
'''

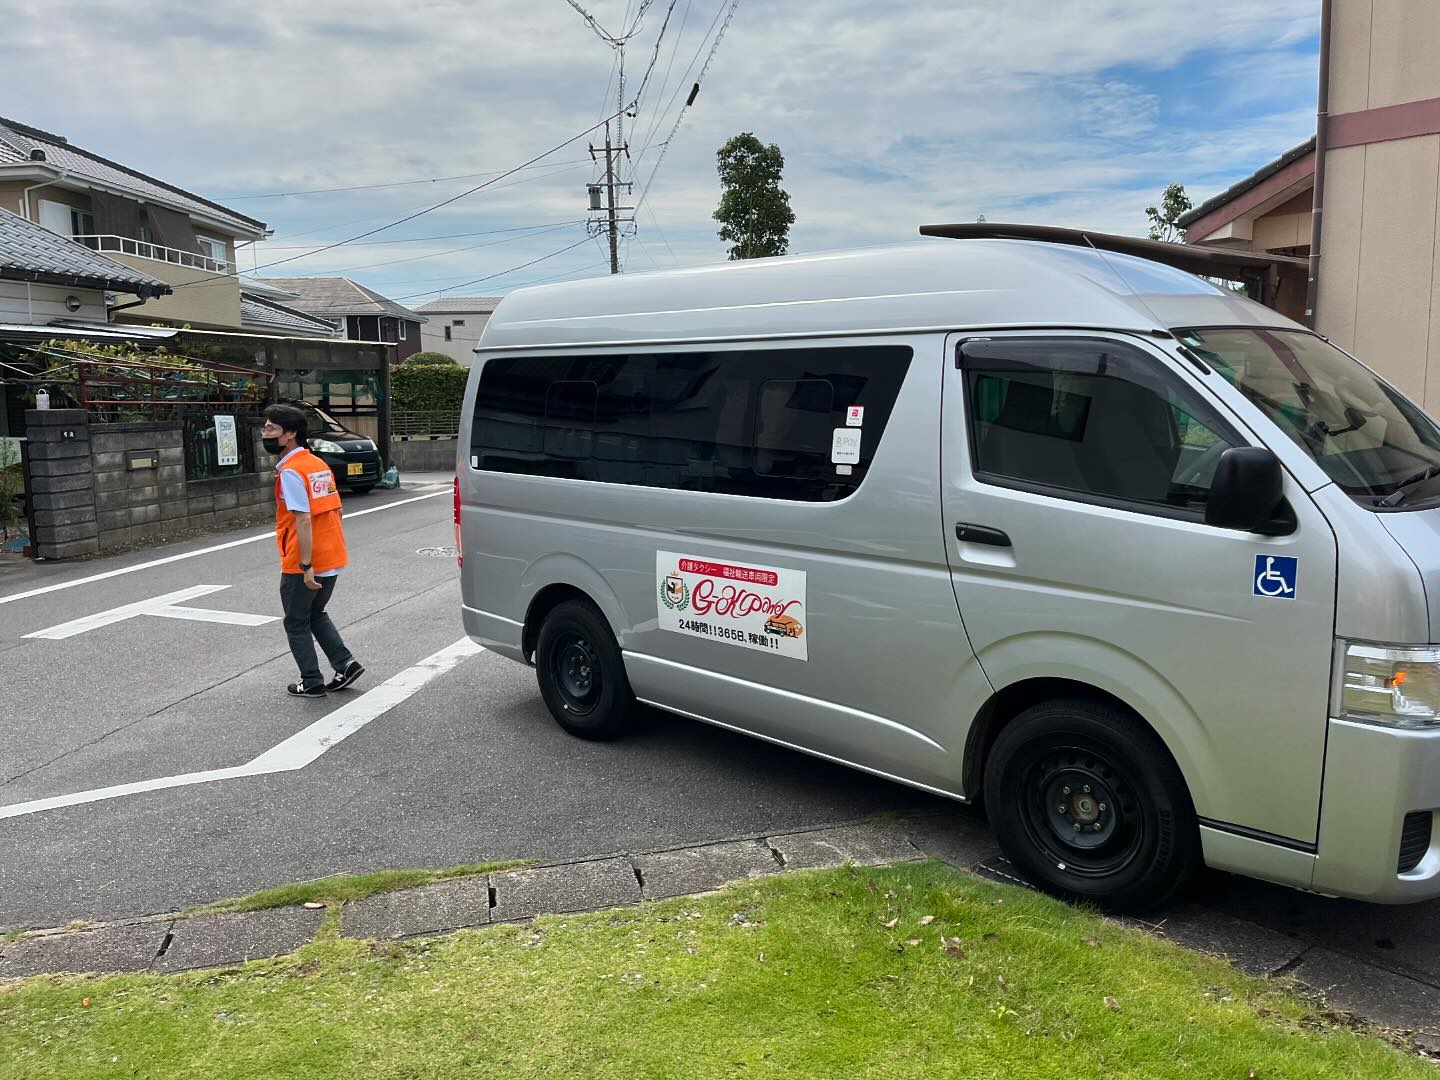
[535,600,635,741]
[983,699,1197,913]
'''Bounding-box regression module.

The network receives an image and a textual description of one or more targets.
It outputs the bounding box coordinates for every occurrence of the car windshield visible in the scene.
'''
[295,402,348,438]
[1177,328,1440,506]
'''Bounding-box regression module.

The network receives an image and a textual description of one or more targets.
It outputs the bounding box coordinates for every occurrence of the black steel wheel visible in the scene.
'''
[984,698,1197,913]
[535,599,635,740]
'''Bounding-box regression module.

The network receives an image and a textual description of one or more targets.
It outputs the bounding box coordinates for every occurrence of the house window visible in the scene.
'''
[453,319,465,327]
[444,326,452,342]
[195,236,228,270]
[400,321,409,341]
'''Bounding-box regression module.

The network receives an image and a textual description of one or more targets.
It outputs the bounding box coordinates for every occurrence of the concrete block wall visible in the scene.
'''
[24,411,276,560]
[390,437,459,473]
[24,409,99,559]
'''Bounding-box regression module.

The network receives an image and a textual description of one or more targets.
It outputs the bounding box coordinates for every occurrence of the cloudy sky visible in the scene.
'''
[5,0,1320,303]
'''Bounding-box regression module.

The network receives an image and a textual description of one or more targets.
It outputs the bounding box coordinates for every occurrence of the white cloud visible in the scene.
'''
[2,0,1319,295]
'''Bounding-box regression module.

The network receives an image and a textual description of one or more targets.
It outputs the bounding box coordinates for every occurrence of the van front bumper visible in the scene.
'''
[1312,716,1440,902]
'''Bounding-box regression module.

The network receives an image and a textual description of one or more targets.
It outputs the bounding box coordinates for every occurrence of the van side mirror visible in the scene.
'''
[1206,447,1285,532]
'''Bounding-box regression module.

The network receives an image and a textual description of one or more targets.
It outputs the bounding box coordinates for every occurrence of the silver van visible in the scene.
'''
[457,236,1440,911]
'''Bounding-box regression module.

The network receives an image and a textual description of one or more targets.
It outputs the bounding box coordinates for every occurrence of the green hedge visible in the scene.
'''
[406,351,460,367]
[391,361,468,412]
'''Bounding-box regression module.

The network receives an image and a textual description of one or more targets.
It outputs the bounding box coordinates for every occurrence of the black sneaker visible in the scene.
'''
[325,661,365,692]
[287,681,326,698]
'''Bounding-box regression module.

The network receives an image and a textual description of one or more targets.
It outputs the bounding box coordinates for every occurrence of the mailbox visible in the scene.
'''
[127,450,159,471]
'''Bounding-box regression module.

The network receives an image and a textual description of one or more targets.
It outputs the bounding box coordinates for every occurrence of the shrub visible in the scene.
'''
[405,351,460,367]
[391,361,468,412]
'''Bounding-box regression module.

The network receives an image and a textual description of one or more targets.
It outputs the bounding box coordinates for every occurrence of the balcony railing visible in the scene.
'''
[72,235,230,275]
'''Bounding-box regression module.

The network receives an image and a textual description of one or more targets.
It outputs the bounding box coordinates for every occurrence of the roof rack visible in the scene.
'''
[918,222,1306,279]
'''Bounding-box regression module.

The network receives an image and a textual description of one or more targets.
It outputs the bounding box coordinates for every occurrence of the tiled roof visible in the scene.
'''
[240,291,340,337]
[0,207,170,297]
[0,116,267,237]
[260,277,427,322]
[1177,137,1316,228]
[414,295,504,314]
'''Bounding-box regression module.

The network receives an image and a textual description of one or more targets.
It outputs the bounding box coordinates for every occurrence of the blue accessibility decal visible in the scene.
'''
[1253,554,1298,599]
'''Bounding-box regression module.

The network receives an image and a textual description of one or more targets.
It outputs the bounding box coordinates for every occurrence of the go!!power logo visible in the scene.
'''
[660,572,690,611]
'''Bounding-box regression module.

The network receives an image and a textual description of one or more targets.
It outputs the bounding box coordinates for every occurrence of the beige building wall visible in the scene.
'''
[419,312,491,366]
[0,181,91,223]
[0,281,107,324]
[1315,0,1440,412]
[106,255,242,328]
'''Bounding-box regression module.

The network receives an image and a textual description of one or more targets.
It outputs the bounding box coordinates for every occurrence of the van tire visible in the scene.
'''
[535,600,636,741]
[983,698,1197,913]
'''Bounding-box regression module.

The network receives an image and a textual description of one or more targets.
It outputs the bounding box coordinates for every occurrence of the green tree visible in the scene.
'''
[713,133,795,260]
[1146,183,1193,243]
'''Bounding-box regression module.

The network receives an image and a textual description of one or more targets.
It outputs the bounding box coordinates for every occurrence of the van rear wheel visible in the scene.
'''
[535,600,635,741]
[983,699,1197,913]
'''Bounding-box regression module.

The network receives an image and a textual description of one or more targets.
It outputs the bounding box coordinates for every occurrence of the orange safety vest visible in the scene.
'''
[274,448,348,574]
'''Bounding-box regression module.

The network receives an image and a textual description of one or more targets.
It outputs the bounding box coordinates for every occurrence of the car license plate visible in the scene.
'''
[347,462,364,476]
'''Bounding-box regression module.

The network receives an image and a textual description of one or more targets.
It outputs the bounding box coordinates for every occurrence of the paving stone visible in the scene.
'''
[343,877,492,940]
[1144,904,1307,977]
[491,857,640,921]
[153,908,324,972]
[769,822,924,870]
[902,808,1006,869]
[636,841,780,900]
[0,921,170,978]
[1291,947,1440,1049]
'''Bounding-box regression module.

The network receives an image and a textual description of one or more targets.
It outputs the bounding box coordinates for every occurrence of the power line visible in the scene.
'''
[384,236,596,302]
[215,159,591,200]
[634,0,693,153]
[261,163,594,247]
[286,221,584,277]
[175,107,629,289]
[634,0,741,216]
[260,220,589,252]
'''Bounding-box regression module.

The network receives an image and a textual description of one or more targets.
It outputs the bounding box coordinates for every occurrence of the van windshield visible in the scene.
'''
[1177,327,1440,507]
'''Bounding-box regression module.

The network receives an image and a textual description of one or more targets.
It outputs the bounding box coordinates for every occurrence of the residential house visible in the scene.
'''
[415,296,501,365]
[0,205,170,437]
[259,277,425,361]
[236,278,341,339]
[1181,0,1440,411]
[0,115,268,331]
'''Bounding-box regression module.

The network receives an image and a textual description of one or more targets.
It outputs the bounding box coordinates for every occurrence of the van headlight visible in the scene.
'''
[1341,642,1440,728]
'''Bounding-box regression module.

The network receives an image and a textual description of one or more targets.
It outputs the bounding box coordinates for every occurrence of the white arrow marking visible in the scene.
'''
[23,585,279,640]
[0,638,484,820]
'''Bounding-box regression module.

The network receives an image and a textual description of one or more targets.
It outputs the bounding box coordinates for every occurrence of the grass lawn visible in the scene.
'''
[1,861,1429,1079]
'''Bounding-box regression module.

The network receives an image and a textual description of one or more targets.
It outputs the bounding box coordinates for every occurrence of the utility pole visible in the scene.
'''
[588,120,633,274]
[567,0,649,273]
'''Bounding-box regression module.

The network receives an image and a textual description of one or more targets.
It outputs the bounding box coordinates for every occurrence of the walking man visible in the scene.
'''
[261,404,365,697]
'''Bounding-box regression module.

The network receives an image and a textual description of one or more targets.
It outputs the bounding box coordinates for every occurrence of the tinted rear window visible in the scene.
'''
[470,345,912,502]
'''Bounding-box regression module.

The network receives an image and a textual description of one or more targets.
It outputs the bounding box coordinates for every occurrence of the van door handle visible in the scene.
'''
[955,523,1011,547]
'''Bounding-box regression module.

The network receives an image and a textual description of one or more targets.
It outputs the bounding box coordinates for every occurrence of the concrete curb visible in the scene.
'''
[1,813,1435,1053]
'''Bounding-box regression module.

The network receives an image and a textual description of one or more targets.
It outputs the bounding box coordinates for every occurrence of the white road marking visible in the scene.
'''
[0,488,450,608]
[23,585,279,641]
[0,637,483,820]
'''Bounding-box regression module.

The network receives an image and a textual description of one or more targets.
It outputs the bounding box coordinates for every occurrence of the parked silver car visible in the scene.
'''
[456,237,1440,911]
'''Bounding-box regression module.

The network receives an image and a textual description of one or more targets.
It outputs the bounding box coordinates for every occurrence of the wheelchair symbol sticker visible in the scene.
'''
[1253,555,1298,599]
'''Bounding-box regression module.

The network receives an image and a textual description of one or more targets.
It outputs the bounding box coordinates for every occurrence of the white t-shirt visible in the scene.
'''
[277,447,342,577]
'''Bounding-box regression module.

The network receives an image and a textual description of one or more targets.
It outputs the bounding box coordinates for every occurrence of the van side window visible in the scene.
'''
[471,345,912,501]
[962,338,1242,516]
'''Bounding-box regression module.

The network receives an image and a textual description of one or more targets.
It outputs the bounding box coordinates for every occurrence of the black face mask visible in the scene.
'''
[263,437,284,456]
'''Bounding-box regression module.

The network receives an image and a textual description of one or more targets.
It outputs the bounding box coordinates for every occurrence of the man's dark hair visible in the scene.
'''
[264,404,308,441]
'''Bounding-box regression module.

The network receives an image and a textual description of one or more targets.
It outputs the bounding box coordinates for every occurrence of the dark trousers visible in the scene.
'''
[280,574,355,690]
